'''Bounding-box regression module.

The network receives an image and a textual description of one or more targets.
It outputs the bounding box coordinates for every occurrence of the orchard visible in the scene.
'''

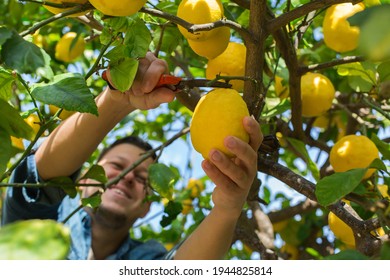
[0,0,389,260]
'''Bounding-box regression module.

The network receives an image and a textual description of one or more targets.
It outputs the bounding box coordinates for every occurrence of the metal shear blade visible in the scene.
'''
[156,74,232,92]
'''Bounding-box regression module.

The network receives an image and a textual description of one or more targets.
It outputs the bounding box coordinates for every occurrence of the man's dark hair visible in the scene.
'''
[97,135,157,162]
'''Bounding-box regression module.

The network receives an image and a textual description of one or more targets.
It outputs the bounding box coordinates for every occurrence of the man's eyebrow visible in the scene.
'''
[114,155,149,172]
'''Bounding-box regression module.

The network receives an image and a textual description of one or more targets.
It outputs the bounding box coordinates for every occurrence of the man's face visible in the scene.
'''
[82,143,154,226]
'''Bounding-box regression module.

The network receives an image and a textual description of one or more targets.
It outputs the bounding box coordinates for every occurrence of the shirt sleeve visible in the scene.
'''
[1,152,79,225]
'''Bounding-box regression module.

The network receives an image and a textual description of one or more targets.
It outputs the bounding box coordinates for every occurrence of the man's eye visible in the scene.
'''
[109,162,122,169]
[135,175,147,185]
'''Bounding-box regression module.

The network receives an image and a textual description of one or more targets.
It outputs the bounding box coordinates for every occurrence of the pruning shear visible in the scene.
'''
[102,71,232,92]
[155,74,232,92]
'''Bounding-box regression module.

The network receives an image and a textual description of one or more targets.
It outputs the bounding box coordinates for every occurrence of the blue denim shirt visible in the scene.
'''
[2,153,170,260]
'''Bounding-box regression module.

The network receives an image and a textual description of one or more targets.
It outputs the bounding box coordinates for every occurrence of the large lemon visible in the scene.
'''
[55,32,85,63]
[300,72,335,117]
[206,42,246,92]
[89,0,147,16]
[177,0,224,41]
[322,3,365,53]
[190,88,249,159]
[329,135,379,179]
[43,0,90,17]
[328,211,355,247]
[187,26,230,59]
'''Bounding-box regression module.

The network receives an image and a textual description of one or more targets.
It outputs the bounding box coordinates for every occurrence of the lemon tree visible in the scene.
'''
[322,3,365,53]
[206,42,247,92]
[55,32,85,63]
[300,72,335,117]
[329,135,379,179]
[190,88,249,159]
[89,0,147,16]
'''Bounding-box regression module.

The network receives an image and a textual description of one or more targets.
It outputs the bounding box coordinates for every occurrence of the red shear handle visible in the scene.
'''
[155,74,182,88]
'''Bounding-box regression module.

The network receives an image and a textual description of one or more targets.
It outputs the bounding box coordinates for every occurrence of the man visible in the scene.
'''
[2,52,263,259]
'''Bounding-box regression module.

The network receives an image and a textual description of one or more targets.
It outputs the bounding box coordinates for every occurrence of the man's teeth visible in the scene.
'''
[114,189,126,196]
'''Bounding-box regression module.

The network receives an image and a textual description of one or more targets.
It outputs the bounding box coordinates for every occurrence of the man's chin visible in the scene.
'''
[94,204,129,229]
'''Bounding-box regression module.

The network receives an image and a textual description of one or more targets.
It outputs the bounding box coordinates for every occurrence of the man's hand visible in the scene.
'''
[105,52,176,110]
[201,116,263,217]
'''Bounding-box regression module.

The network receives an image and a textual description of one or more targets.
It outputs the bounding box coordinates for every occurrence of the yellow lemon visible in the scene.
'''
[190,88,249,159]
[25,114,41,135]
[322,3,365,53]
[185,178,205,198]
[280,243,299,260]
[49,105,75,120]
[181,199,193,215]
[187,27,230,59]
[300,72,335,117]
[328,211,355,247]
[206,42,247,92]
[329,135,379,179]
[177,0,224,41]
[89,0,147,16]
[274,75,289,99]
[43,0,90,17]
[11,136,24,151]
[377,184,389,198]
[55,32,85,63]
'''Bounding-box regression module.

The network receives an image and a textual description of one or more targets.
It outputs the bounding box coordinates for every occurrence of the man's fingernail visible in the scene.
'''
[211,150,222,162]
[226,136,236,149]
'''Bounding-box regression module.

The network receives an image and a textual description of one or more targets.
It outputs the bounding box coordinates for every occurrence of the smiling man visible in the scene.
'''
[2,52,263,260]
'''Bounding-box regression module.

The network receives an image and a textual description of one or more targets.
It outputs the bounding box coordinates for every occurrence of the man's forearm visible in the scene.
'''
[35,88,135,180]
[173,206,240,260]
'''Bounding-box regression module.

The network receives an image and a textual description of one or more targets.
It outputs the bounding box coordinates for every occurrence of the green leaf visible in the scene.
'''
[81,194,102,209]
[31,73,98,115]
[0,99,34,140]
[0,67,14,101]
[0,130,12,175]
[337,62,376,85]
[1,32,48,74]
[109,57,139,92]
[148,163,177,200]
[79,164,107,183]
[380,241,390,260]
[369,158,389,174]
[47,176,78,198]
[349,5,390,61]
[371,133,390,160]
[323,249,369,260]
[124,18,151,58]
[377,61,390,82]
[315,169,367,206]
[0,219,70,260]
[0,26,13,46]
[152,26,182,55]
[261,98,291,119]
[160,201,182,228]
[286,137,320,181]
